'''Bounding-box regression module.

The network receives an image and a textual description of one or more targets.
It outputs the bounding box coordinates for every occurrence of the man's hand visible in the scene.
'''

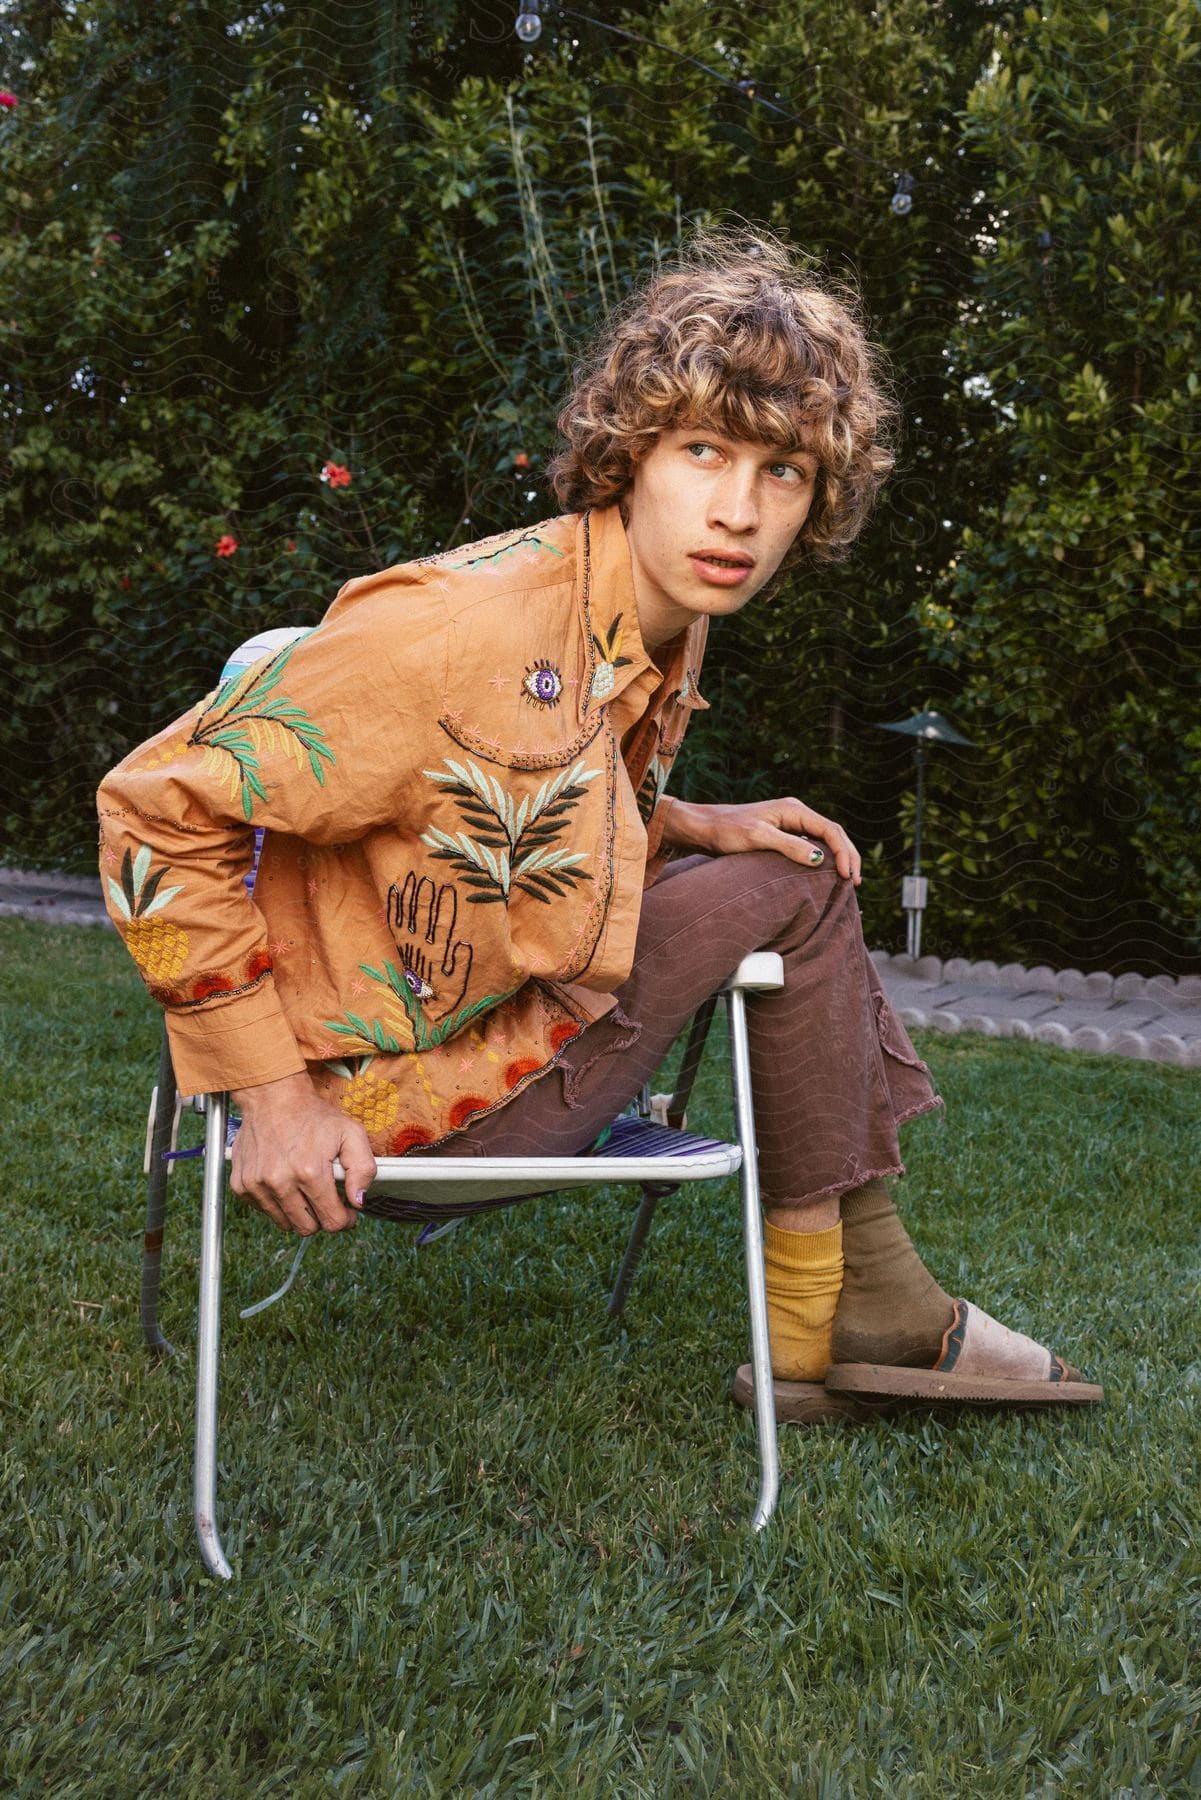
[663,797,862,884]
[230,1071,378,1234]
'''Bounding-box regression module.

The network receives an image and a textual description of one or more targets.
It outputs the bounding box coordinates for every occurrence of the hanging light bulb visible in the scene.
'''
[734,77,758,100]
[890,173,915,217]
[515,0,542,42]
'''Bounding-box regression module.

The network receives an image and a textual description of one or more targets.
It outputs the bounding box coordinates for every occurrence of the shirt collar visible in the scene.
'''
[577,505,710,721]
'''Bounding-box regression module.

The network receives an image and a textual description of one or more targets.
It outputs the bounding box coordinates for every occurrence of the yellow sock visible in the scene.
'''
[764,1220,844,1381]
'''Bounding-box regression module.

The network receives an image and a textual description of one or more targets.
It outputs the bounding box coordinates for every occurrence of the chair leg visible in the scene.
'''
[194,1093,234,1581]
[607,1184,662,1317]
[609,992,722,1315]
[725,988,780,1532]
[141,1026,178,1355]
[665,993,718,1126]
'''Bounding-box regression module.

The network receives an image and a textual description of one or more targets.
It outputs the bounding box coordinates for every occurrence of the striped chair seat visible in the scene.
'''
[359,1112,743,1222]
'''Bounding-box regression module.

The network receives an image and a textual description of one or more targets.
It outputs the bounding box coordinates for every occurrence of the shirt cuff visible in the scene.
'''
[165,981,308,1096]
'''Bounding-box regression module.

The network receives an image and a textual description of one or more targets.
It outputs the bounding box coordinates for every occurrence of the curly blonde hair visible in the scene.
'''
[547,227,897,566]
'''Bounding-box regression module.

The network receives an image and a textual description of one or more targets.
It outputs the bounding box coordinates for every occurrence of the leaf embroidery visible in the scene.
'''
[635,754,669,826]
[188,641,335,821]
[324,961,511,1054]
[446,528,567,572]
[421,755,600,904]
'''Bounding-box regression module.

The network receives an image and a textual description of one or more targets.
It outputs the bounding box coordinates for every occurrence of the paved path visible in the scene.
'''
[4,868,1199,1069]
[872,951,1201,1069]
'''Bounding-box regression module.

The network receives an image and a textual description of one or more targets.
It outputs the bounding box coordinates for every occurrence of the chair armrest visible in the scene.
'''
[723,952,785,993]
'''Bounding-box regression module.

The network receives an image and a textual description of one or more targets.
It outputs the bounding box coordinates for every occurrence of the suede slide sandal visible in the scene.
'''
[824,1299,1104,1407]
[731,1364,898,1426]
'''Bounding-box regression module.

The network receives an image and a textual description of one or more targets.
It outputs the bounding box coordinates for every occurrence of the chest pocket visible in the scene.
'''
[424,707,614,934]
[420,589,628,981]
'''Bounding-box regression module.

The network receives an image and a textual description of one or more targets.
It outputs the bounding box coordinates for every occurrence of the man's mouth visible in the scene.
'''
[689,551,755,585]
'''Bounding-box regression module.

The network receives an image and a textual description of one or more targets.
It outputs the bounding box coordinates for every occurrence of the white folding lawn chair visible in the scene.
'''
[135,632,785,1579]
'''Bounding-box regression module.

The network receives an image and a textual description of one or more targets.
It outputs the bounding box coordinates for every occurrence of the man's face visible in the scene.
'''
[621,425,819,651]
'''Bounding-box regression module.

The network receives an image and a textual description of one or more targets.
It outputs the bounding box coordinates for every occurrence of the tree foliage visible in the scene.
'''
[923,0,1201,967]
[1,0,1196,969]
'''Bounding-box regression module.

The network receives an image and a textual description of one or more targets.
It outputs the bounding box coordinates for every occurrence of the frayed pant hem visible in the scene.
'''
[764,1161,908,1211]
[559,1002,643,1111]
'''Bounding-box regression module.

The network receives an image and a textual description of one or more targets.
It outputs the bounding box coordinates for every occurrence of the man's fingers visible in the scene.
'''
[274,1189,323,1235]
[293,1157,357,1232]
[767,827,829,868]
[772,818,861,883]
[800,811,860,882]
[339,1130,378,1213]
[237,1182,302,1233]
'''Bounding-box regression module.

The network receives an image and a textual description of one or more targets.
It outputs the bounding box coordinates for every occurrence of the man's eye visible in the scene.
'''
[772,462,811,483]
[686,442,719,460]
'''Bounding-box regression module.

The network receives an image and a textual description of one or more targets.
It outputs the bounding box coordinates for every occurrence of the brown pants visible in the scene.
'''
[434,851,943,1208]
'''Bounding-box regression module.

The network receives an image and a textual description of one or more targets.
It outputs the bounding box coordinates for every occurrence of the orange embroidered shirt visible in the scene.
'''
[97,505,710,1153]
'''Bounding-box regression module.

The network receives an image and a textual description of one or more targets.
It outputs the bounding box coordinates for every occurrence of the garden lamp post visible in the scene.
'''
[876,709,974,959]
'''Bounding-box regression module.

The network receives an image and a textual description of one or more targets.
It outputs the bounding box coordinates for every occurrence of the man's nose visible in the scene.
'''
[709,468,759,533]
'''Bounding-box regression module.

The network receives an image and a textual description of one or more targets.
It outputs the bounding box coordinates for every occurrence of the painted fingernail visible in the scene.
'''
[808,847,824,864]
[351,1190,365,1209]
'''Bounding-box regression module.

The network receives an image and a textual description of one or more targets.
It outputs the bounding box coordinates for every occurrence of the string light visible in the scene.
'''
[512,4,916,215]
[516,0,542,44]
[890,173,915,217]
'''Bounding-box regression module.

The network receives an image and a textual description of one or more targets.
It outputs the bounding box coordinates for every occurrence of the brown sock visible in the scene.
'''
[830,1179,955,1368]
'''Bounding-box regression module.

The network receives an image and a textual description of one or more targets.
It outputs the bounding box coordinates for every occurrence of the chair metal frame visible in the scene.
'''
[140,953,785,1580]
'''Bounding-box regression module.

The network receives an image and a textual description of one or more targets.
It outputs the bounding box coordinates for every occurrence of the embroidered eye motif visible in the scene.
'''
[402,964,435,1002]
[522,661,562,709]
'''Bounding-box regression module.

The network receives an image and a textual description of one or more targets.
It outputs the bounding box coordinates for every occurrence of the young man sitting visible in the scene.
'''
[98,228,1101,1421]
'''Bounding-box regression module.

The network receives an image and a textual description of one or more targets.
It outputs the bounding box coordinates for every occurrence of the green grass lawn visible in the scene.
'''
[2,916,1199,1798]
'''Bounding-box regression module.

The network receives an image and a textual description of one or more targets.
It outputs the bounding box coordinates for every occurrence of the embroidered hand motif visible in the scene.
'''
[323,875,505,1054]
[386,874,473,1022]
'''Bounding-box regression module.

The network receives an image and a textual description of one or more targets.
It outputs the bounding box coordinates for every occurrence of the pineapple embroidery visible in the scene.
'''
[331,1057,402,1135]
[107,846,189,982]
[188,640,335,822]
[421,755,600,905]
[588,614,634,703]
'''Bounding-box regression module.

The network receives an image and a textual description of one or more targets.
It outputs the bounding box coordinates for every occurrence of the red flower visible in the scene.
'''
[119,575,132,591]
[214,534,238,557]
[244,948,274,982]
[104,230,123,244]
[389,1124,436,1156]
[549,1020,582,1052]
[448,1094,488,1131]
[321,460,352,489]
[285,538,296,553]
[504,1056,543,1090]
[0,94,17,111]
[514,452,530,470]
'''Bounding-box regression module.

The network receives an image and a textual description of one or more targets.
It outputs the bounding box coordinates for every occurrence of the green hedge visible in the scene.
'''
[2,0,1196,970]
